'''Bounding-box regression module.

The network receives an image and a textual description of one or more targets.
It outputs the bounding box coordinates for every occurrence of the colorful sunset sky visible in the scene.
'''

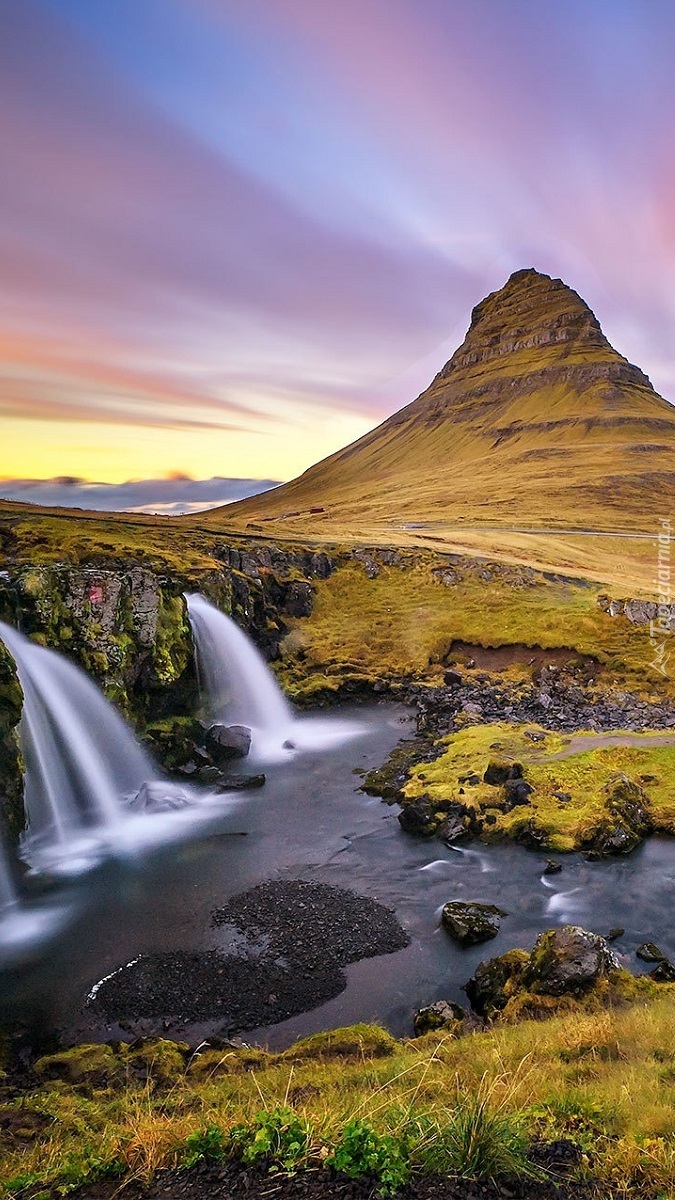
[2,0,675,512]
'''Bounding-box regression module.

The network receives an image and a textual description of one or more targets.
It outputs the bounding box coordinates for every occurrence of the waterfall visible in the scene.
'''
[0,842,17,914]
[186,594,363,760]
[186,593,293,734]
[0,622,211,875]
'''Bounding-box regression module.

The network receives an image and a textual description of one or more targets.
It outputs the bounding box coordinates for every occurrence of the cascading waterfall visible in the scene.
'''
[0,621,153,865]
[0,622,218,877]
[0,842,17,914]
[186,593,293,734]
[185,593,362,760]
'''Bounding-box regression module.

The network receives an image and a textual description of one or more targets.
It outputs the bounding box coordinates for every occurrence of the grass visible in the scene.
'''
[7,998,675,1196]
[402,723,675,852]
[276,561,674,702]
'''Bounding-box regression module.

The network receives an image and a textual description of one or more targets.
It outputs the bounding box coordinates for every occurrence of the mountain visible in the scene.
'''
[203,269,675,536]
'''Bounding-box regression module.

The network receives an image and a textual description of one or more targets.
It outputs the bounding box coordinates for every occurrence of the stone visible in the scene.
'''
[483,758,523,786]
[214,773,266,791]
[283,580,313,618]
[464,949,529,1016]
[438,811,469,844]
[204,723,252,763]
[443,668,463,686]
[441,900,507,946]
[398,801,436,837]
[522,926,620,996]
[624,599,658,626]
[413,999,466,1035]
[503,777,534,808]
[125,781,192,813]
[636,942,666,963]
[543,859,563,875]
[649,959,675,983]
[606,928,624,941]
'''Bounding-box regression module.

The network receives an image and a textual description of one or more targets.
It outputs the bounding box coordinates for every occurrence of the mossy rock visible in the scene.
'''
[522,926,620,997]
[33,1043,122,1087]
[187,1046,271,1080]
[121,1038,189,1086]
[483,758,524,786]
[413,1000,467,1035]
[465,949,530,1016]
[281,1024,398,1062]
[441,900,507,946]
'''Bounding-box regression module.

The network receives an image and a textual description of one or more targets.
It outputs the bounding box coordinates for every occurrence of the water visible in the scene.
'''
[186,593,362,760]
[2,701,674,1049]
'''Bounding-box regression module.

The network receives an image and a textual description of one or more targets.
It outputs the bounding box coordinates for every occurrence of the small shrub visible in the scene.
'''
[327,1118,409,1195]
[182,1124,226,1168]
[228,1106,313,1172]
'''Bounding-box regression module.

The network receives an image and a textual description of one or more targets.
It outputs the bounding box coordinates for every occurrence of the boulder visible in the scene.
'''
[521,926,619,996]
[605,775,653,835]
[583,776,653,857]
[483,758,523,786]
[624,599,657,626]
[649,959,675,983]
[437,801,470,844]
[636,942,666,963]
[502,777,534,809]
[464,949,529,1016]
[205,723,252,763]
[441,900,507,946]
[413,999,466,1035]
[125,781,192,813]
[398,801,436,837]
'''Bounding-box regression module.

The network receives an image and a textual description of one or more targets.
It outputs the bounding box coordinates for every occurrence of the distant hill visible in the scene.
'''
[205,269,675,536]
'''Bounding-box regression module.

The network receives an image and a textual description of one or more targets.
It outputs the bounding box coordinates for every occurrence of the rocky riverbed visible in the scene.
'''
[88,881,409,1034]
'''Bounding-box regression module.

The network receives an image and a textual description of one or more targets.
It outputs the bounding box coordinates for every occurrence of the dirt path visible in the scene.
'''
[539,730,675,763]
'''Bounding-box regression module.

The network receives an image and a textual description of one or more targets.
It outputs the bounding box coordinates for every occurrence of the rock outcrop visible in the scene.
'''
[465,926,621,1020]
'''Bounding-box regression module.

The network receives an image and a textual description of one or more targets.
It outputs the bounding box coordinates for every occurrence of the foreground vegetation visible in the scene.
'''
[6,992,675,1197]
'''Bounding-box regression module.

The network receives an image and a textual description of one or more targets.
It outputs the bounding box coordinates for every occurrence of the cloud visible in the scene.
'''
[0,476,280,515]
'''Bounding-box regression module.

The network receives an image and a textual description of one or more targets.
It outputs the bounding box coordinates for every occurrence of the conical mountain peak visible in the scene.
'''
[439,268,627,383]
[212,269,675,536]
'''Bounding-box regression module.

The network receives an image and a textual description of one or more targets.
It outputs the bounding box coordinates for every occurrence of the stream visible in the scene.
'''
[1,702,674,1050]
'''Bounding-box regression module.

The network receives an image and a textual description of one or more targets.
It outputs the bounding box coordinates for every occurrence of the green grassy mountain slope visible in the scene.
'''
[206,269,675,536]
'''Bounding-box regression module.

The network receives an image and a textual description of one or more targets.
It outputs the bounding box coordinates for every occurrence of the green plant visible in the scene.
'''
[327,1118,409,1194]
[441,1094,536,1179]
[182,1124,226,1168]
[228,1106,313,1173]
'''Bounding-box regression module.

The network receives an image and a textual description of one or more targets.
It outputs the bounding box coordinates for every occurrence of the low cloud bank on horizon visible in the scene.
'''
[0,476,281,516]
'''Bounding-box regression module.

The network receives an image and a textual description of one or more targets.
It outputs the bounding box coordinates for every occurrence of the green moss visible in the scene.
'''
[121,1039,189,1086]
[151,594,192,687]
[33,1044,121,1087]
[403,723,675,852]
[281,1024,398,1062]
[280,561,673,698]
